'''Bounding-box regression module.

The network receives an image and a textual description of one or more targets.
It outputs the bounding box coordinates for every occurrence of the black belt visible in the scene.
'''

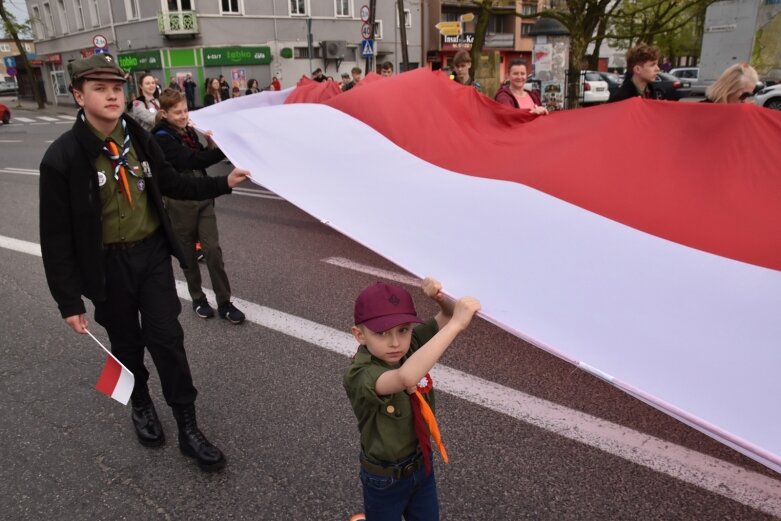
[360,452,422,478]
[103,229,160,251]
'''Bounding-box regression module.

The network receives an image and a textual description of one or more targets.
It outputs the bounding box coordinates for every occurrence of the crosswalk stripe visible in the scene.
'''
[13,117,35,123]
[0,169,38,176]
[37,116,60,122]
[5,167,39,173]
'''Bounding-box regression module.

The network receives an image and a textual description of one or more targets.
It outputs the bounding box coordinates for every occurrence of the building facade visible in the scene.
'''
[23,0,423,106]
[0,38,35,82]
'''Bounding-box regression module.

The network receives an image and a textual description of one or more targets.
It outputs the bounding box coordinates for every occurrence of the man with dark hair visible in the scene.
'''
[608,43,660,103]
[311,68,326,82]
[381,61,394,77]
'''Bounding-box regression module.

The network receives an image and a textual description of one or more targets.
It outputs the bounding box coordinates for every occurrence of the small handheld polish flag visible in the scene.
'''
[86,330,134,405]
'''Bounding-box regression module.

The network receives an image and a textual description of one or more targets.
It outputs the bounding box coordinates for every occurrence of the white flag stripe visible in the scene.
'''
[192,102,781,474]
[110,365,134,405]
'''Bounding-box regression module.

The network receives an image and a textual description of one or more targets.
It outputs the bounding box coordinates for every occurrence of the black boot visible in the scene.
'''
[131,401,165,447]
[172,405,226,472]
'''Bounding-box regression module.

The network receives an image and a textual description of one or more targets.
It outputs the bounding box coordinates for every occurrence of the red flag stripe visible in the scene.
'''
[95,356,122,397]
[309,69,781,272]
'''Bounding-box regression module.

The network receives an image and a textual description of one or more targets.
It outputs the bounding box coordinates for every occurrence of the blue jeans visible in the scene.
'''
[360,465,439,521]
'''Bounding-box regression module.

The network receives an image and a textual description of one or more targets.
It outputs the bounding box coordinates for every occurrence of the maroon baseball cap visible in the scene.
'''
[354,282,423,333]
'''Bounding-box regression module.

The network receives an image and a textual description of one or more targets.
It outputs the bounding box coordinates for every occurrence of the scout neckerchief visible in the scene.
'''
[101,118,137,208]
[409,373,448,475]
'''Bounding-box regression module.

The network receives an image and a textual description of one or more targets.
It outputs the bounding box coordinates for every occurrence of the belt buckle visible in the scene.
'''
[401,462,416,477]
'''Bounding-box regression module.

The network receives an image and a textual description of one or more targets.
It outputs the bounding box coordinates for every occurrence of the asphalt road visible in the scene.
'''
[1,107,779,520]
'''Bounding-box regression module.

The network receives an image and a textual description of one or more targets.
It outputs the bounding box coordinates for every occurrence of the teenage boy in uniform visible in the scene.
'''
[344,279,480,520]
[608,43,660,103]
[39,54,250,471]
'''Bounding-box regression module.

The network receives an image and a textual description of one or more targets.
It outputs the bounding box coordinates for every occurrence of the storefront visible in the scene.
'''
[118,50,164,99]
[202,46,273,98]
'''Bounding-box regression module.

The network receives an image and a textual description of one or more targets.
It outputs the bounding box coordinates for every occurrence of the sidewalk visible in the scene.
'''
[0,94,79,116]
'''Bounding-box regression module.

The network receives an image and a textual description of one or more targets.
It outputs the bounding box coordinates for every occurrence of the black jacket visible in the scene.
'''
[39,112,232,318]
[608,77,657,103]
[151,120,225,176]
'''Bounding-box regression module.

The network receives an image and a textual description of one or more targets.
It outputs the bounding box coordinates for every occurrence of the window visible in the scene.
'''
[488,15,507,33]
[75,0,85,29]
[396,8,411,28]
[521,4,537,16]
[24,43,34,52]
[290,0,307,16]
[221,0,241,14]
[31,6,42,38]
[57,0,71,33]
[442,12,458,22]
[165,0,194,11]
[125,0,139,19]
[89,0,100,27]
[521,23,533,36]
[51,66,68,96]
[43,3,55,37]
[335,0,350,17]
[0,43,10,52]
[294,46,321,59]
[373,20,382,39]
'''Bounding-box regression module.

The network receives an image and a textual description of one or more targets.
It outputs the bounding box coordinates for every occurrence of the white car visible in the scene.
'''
[581,71,609,104]
[754,83,781,111]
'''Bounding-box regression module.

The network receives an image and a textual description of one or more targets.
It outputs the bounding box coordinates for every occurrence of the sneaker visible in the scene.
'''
[193,299,214,319]
[218,302,245,324]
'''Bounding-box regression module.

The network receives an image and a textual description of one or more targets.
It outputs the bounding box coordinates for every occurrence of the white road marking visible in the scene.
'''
[37,116,60,122]
[0,140,23,143]
[322,256,420,286]
[232,187,284,201]
[13,116,35,123]
[0,233,779,516]
[0,169,38,176]
[5,167,39,173]
[58,115,77,121]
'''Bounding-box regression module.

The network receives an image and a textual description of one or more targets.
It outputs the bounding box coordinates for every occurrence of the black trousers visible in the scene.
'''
[93,231,198,408]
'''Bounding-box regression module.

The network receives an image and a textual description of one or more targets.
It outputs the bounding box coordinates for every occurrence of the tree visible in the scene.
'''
[0,0,44,109]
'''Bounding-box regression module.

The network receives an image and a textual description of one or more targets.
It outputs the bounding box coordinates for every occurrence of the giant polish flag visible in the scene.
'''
[191,70,781,474]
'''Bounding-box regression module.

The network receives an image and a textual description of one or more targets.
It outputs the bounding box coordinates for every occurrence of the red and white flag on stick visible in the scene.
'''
[86,330,134,405]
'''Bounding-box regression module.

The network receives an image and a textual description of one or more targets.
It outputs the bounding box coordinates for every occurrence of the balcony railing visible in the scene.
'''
[157,10,199,37]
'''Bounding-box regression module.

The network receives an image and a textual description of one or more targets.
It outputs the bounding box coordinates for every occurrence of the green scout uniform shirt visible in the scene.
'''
[343,318,439,464]
[87,120,159,245]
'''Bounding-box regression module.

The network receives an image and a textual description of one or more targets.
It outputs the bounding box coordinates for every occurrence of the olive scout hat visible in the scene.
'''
[354,282,423,333]
[68,53,126,85]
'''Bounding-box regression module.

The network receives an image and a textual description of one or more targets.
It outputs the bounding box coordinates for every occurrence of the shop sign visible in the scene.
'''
[203,46,272,66]
[117,51,162,71]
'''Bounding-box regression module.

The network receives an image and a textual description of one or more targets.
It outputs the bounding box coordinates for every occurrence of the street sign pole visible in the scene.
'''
[397,0,409,71]
[365,0,376,73]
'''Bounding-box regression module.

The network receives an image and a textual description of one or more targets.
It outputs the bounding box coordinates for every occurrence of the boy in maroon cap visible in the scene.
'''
[343,278,480,520]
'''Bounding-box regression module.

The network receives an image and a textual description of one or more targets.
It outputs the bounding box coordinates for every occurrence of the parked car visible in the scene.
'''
[0,103,10,124]
[652,72,692,101]
[754,83,781,111]
[597,71,623,97]
[670,67,699,82]
[581,71,610,105]
[0,81,18,94]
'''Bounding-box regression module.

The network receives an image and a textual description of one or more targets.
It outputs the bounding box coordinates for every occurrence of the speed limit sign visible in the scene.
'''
[93,34,108,48]
[361,22,372,40]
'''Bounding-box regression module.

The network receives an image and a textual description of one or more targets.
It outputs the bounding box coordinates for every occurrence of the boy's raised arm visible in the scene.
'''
[422,277,456,330]
[374,296,480,396]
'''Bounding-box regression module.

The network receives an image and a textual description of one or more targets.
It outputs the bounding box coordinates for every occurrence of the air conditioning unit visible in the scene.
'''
[321,40,347,60]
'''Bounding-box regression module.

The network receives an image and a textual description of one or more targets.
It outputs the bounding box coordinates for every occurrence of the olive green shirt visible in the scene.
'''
[87,120,159,245]
[343,318,439,463]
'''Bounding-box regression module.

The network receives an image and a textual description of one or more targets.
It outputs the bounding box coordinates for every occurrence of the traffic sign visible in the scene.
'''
[6,66,16,77]
[95,47,109,54]
[361,22,372,40]
[435,21,462,37]
[360,5,370,22]
[360,39,375,58]
[3,56,15,68]
[93,34,108,48]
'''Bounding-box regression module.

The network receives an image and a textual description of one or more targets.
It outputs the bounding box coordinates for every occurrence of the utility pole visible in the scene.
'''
[365,0,376,73]
[397,0,409,71]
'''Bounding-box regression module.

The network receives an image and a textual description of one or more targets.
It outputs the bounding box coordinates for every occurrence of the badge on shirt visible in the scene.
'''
[137,178,146,192]
[97,170,107,187]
